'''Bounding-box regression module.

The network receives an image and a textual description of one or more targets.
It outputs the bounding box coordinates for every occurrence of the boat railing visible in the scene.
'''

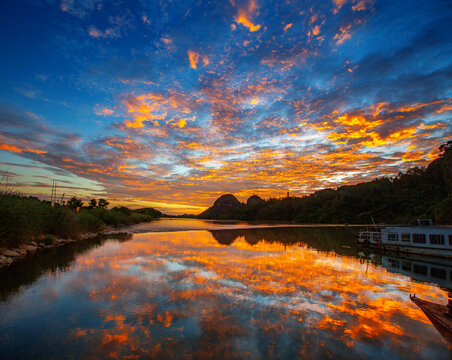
[359,231,382,244]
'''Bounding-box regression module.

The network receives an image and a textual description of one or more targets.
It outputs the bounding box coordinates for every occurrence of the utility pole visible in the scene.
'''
[50,180,57,206]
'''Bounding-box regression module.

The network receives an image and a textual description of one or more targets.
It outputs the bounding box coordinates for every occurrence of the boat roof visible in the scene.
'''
[383,226,452,233]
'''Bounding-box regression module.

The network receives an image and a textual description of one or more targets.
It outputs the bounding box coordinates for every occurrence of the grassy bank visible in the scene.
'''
[0,195,161,248]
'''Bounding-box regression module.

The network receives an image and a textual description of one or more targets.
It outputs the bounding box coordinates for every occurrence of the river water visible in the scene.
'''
[0,219,450,359]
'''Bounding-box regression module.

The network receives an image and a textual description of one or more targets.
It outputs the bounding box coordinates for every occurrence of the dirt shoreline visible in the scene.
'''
[0,227,126,269]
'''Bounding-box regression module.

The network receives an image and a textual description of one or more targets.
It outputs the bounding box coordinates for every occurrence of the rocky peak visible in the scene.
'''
[212,194,241,212]
[246,195,265,207]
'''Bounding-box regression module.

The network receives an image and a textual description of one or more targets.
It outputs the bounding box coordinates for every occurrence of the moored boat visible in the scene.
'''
[357,219,452,258]
[410,294,452,346]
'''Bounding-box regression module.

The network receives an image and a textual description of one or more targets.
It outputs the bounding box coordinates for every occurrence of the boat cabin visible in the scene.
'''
[358,220,452,256]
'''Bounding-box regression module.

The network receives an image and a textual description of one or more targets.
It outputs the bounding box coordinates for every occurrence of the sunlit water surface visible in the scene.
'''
[0,222,450,359]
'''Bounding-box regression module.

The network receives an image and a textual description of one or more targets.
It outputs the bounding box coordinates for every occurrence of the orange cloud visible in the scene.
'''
[436,104,452,114]
[122,92,198,133]
[352,0,373,12]
[283,23,293,32]
[187,50,200,69]
[124,94,165,128]
[0,143,46,155]
[334,24,352,45]
[176,118,187,128]
[187,51,208,69]
[95,107,114,116]
[333,0,347,14]
[235,14,261,32]
[232,0,261,32]
[312,25,321,36]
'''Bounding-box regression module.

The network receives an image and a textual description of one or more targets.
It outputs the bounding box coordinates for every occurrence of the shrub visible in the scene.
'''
[41,235,56,245]
[0,195,48,247]
[76,211,106,233]
[0,194,159,247]
[45,205,79,238]
[112,206,132,216]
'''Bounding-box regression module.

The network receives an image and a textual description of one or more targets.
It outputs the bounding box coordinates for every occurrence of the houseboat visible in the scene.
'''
[357,220,452,258]
[381,255,452,289]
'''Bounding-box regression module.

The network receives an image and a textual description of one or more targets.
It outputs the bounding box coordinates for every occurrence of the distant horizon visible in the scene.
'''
[4,143,445,216]
[0,0,451,214]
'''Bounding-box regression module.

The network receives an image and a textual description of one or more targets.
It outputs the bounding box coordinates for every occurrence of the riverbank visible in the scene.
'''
[0,228,118,269]
[0,193,162,247]
[0,218,358,269]
[0,194,164,268]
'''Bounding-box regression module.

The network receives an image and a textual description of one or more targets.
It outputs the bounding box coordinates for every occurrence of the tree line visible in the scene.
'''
[199,142,452,225]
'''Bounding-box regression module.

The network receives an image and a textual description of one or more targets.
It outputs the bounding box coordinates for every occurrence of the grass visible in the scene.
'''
[0,194,161,248]
[41,235,56,246]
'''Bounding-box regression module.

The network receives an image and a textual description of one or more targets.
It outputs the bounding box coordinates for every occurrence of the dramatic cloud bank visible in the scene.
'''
[0,0,451,213]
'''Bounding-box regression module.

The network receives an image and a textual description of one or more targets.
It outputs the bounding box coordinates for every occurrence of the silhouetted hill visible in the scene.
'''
[246,195,265,207]
[198,194,242,219]
[198,142,452,224]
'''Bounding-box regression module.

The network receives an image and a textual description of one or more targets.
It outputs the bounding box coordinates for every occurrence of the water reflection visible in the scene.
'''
[0,227,450,359]
[0,233,132,302]
[210,227,358,254]
[363,252,452,291]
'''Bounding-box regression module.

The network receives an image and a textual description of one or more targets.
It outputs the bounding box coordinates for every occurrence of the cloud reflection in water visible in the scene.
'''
[0,229,450,359]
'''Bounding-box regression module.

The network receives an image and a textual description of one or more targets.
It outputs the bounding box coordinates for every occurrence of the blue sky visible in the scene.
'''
[0,0,451,213]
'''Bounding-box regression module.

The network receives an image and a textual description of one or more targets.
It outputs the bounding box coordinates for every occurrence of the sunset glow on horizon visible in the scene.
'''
[0,0,451,213]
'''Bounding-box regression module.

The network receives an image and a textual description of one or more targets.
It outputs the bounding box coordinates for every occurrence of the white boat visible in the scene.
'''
[381,255,452,289]
[357,219,452,258]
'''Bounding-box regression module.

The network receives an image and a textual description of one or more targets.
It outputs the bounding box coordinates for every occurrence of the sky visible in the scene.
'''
[0,0,451,214]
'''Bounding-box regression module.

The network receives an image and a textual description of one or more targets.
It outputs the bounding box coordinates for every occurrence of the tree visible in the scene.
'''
[88,199,97,209]
[439,141,452,157]
[97,198,109,209]
[67,196,84,211]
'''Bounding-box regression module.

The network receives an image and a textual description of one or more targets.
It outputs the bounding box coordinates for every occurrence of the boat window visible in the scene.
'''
[431,267,446,279]
[412,234,426,244]
[388,258,399,269]
[413,264,427,276]
[387,233,398,241]
[401,233,411,242]
[401,261,411,271]
[429,234,445,245]
[449,235,452,245]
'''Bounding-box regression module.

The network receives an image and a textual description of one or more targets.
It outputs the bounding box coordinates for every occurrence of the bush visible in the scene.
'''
[0,195,49,247]
[45,205,78,238]
[0,194,159,247]
[112,206,132,216]
[41,235,56,245]
[76,211,106,233]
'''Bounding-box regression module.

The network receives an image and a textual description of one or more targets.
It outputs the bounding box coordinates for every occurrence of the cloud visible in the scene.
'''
[188,50,200,69]
[333,24,352,45]
[60,0,103,18]
[283,23,293,32]
[1,0,451,213]
[232,0,261,32]
[0,142,46,155]
[352,0,373,12]
[187,50,209,70]
[332,0,347,14]
[94,106,115,116]
[87,13,134,39]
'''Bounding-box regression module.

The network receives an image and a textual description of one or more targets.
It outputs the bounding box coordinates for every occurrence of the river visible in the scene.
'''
[0,219,450,359]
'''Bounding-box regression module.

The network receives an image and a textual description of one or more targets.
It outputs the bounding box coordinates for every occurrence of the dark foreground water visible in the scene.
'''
[0,219,450,359]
